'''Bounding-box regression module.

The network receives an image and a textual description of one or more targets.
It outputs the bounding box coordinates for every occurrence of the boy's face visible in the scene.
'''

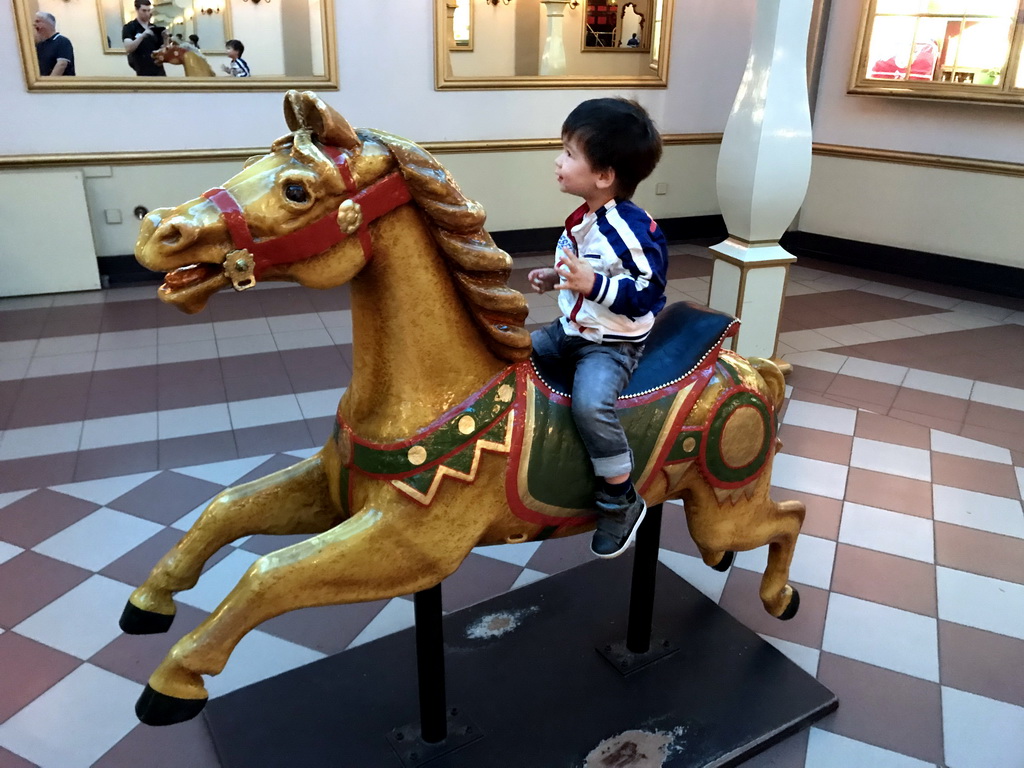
[226,46,238,59]
[555,136,614,206]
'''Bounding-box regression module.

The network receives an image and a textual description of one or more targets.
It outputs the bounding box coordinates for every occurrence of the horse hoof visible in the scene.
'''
[135,684,207,726]
[711,551,734,572]
[119,601,174,635]
[778,588,800,621]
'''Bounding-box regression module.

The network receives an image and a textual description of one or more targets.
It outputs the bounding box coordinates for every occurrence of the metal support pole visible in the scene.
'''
[626,503,663,654]
[414,584,448,744]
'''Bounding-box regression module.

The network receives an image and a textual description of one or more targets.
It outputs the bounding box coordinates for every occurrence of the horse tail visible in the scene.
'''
[748,357,786,411]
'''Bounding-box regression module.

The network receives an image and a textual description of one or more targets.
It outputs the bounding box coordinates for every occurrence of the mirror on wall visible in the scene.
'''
[15,0,337,91]
[435,0,673,89]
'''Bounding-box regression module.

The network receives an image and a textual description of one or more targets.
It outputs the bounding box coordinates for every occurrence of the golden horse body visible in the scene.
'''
[126,90,805,725]
[153,41,215,77]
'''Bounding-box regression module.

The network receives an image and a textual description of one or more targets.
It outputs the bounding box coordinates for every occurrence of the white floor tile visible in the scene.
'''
[778,350,848,373]
[14,575,134,658]
[817,325,885,347]
[770,453,849,500]
[0,295,54,311]
[157,323,215,345]
[805,728,933,768]
[511,568,548,590]
[34,334,98,357]
[658,549,729,603]
[936,566,1024,640]
[26,352,95,378]
[894,314,964,335]
[903,369,974,400]
[228,394,304,429]
[0,541,23,566]
[284,447,321,460]
[32,508,163,571]
[176,548,261,612]
[0,422,83,461]
[205,629,325,697]
[853,319,922,342]
[0,339,38,360]
[941,686,1024,768]
[784,280,822,296]
[51,291,105,307]
[157,338,218,364]
[216,333,278,358]
[318,310,353,329]
[267,313,326,333]
[822,593,939,682]
[850,437,931,482]
[0,664,142,768]
[50,471,160,506]
[950,300,1015,322]
[782,399,856,436]
[273,328,334,351]
[170,497,217,532]
[942,311,1004,331]
[105,285,158,302]
[296,388,345,419]
[213,317,272,339]
[172,455,272,486]
[903,291,960,309]
[778,329,838,353]
[327,325,353,345]
[1017,467,1024,503]
[0,357,31,381]
[839,502,934,563]
[79,412,158,450]
[97,328,158,351]
[474,540,542,567]
[932,485,1024,539]
[971,381,1024,413]
[734,534,836,589]
[158,403,232,440]
[930,430,1011,464]
[855,282,914,300]
[838,357,908,386]
[93,345,158,371]
[348,597,416,648]
[758,634,820,677]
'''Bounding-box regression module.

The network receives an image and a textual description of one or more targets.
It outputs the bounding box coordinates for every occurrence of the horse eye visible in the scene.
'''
[284,184,308,203]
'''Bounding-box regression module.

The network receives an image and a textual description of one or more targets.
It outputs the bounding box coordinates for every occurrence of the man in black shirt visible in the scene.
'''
[122,0,166,76]
[34,12,75,76]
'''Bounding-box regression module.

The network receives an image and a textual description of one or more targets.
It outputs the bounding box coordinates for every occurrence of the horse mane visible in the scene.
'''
[360,128,533,363]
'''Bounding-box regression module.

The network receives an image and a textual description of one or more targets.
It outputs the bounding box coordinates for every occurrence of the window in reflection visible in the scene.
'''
[852,0,1024,102]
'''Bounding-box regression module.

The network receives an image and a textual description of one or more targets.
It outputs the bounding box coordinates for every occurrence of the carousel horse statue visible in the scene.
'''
[152,39,215,77]
[124,90,806,726]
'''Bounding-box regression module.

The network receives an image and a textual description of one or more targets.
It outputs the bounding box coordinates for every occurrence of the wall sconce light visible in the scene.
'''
[567,0,580,7]
[243,0,269,4]
[198,5,220,13]
[487,0,511,5]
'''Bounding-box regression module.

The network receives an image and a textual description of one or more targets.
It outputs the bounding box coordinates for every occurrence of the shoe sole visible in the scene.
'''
[592,502,647,560]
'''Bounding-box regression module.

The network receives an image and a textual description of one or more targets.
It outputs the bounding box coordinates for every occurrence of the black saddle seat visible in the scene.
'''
[531,301,738,398]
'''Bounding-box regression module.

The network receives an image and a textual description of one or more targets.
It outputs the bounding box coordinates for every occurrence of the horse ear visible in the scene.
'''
[283,90,359,151]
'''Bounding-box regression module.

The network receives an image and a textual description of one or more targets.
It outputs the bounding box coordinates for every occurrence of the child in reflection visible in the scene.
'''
[221,39,250,77]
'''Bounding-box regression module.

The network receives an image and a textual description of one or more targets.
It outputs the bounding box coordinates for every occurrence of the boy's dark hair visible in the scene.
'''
[134,0,151,8]
[226,39,244,55]
[562,98,662,199]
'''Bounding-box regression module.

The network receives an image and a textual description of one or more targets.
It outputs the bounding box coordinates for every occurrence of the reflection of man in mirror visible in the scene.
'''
[626,33,640,48]
[122,0,167,77]
[34,12,75,76]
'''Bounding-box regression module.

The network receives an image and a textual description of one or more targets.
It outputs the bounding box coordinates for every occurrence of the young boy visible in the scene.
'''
[529,98,667,559]
[221,39,250,77]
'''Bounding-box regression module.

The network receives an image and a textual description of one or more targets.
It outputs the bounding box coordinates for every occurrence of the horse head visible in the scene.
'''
[135,91,400,313]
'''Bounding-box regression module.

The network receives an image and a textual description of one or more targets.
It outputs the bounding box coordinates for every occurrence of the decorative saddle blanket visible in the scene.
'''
[334,303,775,531]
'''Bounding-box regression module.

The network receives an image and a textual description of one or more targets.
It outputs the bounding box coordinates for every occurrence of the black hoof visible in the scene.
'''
[778,588,800,621]
[119,601,174,635]
[136,684,207,726]
[711,551,735,572]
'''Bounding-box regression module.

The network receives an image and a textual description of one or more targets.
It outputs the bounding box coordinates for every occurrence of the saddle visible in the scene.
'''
[531,302,738,400]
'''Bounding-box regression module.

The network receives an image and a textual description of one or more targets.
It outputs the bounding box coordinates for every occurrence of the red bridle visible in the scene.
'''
[201,143,412,282]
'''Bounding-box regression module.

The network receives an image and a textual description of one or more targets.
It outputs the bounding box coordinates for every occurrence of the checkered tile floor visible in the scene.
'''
[0,244,1022,768]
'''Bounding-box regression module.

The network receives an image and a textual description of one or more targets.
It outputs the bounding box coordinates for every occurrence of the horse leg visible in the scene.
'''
[122,452,342,634]
[681,475,805,619]
[137,495,488,724]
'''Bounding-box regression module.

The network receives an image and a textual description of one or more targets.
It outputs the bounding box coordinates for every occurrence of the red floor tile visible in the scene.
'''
[777,425,852,466]
[831,544,937,618]
[853,410,930,450]
[0,489,99,548]
[770,489,842,541]
[824,375,900,410]
[108,472,225,526]
[844,468,932,518]
[0,632,81,722]
[931,453,1021,498]
[0,552,91,629]
[934,522,1024,586]
[719,568,828,649]
[938,621,1024,709]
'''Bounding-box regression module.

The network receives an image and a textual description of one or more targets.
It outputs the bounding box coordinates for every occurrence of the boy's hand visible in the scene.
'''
[555,248,595,295]
[527,268,557,294]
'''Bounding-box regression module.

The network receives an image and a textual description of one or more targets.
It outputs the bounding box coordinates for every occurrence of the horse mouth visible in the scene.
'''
[158,263,229,313]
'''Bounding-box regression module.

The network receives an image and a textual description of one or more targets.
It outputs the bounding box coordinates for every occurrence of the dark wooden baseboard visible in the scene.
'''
[782,231,1024,299]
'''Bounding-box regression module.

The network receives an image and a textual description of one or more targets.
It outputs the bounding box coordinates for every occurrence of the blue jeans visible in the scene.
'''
[531,321,644,478]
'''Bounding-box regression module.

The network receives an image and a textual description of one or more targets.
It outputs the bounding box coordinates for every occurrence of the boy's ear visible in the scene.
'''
[595,167,617,192]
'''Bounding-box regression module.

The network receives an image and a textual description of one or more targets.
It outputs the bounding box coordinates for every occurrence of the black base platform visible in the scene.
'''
[205,556,836,767]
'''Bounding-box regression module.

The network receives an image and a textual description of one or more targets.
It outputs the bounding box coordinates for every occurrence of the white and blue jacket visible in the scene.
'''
[556,199,668,343]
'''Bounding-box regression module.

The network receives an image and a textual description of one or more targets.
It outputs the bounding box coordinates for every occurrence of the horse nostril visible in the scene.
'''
[154,218,197,252]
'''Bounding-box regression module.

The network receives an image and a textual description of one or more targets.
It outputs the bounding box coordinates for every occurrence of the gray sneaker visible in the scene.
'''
[591,489,647,559]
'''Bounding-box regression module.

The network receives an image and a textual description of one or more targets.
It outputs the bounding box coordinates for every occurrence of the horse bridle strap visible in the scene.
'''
[202,145,412,284]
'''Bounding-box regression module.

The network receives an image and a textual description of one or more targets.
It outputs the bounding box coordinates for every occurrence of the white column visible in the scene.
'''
[444,1,457,79]
[540,0,571,76]
[707,0,813,367]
